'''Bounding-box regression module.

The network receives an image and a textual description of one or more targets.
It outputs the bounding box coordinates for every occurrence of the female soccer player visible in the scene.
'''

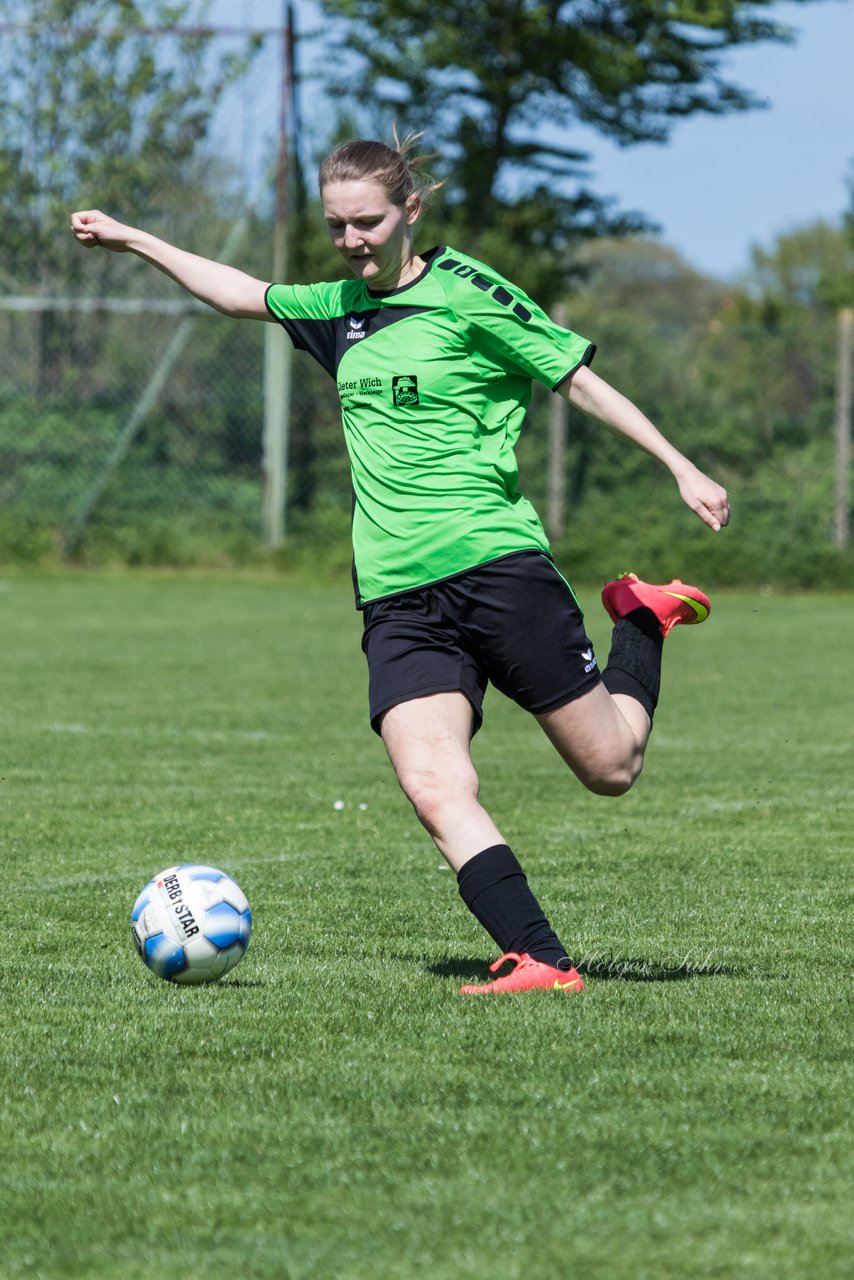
[71,135,729,995]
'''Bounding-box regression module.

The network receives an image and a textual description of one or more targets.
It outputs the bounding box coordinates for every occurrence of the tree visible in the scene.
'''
[0,0,259,391]
[749,220,854,309]
[317,0,825,299]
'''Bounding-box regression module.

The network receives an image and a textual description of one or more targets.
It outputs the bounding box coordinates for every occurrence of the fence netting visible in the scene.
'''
[0,10,850,584]
[0,3,355,567]
[0,279,346,566]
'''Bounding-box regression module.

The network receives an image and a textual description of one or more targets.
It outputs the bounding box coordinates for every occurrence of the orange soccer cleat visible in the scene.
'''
[601,572,711,638]
[458,952,585,995]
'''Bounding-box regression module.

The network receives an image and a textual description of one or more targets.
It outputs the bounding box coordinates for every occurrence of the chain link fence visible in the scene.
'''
[0,3,353,569]
[2,254,850,586]
[1,8,850,584]
[0,271,349,567]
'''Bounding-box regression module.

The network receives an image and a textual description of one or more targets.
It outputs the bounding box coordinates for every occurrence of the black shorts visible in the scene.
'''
[361,550,602,734]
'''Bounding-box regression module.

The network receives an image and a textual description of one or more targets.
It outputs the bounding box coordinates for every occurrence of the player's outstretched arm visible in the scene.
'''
[69,210,272,320]
[561,365,730,533]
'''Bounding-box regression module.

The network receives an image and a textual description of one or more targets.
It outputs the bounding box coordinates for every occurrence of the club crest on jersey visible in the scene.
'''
[346,314,367,341]
[392,375,419,407]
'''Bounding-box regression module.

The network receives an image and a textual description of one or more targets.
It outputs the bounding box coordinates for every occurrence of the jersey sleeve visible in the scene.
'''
[265,281,346,378]
[266,281,335,317]
[437,258,595,390]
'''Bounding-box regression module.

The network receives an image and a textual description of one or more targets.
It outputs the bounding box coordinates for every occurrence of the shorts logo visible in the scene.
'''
[346,314,366,341]
[392,375,419,407]
[581,647,597,674]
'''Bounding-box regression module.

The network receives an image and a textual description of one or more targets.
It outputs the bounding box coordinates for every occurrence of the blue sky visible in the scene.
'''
[578,0,854,279]
[217,0,853,282]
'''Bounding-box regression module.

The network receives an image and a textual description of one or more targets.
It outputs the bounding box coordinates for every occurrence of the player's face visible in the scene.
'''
[322,179,420,289]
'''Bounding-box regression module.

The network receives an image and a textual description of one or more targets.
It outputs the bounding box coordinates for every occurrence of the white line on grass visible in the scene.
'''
[43,723,279,742]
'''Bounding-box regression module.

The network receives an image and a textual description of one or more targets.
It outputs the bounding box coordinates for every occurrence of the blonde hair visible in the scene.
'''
[318,128,444,211]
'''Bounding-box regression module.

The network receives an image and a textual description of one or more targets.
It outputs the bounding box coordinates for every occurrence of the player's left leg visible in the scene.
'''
[537,573,711,792]
[536,679,650,796]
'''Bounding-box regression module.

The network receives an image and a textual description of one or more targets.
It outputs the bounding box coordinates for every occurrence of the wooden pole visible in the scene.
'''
[835,307,853,551]
[262,1,294,548]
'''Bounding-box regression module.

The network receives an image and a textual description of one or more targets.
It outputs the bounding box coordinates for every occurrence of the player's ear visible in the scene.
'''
[405,193,421,225]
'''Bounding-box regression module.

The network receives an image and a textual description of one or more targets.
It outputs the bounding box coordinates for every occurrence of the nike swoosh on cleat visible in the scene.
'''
[553,977,584,991]
[663,591,709,623]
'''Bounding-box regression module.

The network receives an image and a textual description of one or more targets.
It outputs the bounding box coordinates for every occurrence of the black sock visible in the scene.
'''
[601,606,664,722]
[456,844,571,969]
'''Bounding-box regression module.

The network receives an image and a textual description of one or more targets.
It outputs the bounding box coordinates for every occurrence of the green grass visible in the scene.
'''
[1,572,851,1279]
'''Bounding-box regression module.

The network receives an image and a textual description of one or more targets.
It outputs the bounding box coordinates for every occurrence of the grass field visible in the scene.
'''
[1,571,851,1279]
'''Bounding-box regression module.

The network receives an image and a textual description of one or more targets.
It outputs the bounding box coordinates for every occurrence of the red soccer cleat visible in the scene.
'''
[458,952,585,995]
[601,572,711,638]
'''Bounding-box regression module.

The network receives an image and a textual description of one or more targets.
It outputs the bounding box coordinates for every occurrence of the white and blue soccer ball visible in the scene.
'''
[131,864,252,985]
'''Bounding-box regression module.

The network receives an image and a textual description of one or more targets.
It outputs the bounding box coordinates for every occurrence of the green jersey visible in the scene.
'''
[265,245,594,606]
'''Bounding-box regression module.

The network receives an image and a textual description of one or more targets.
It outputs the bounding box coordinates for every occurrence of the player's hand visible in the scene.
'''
[70,209,134,252]
[676,464,730,532]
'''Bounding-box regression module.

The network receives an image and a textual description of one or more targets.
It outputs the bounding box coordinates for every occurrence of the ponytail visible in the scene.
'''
[319,130,444,211]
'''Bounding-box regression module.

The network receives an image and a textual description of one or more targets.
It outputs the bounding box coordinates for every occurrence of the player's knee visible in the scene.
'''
[578,752,643,797]
[396,761,479,836]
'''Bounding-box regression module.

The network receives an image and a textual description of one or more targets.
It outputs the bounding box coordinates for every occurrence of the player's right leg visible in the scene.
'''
[380,692,584,996]
[362,576,584,995]
[379,690,501,871]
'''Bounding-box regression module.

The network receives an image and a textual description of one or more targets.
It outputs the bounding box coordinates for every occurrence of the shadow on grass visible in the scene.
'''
[428,957,737,984]
[576,957,737,983]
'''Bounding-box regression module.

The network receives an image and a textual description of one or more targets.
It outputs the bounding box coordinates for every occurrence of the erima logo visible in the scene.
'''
[582,648,597,674]
[346,314,366,341]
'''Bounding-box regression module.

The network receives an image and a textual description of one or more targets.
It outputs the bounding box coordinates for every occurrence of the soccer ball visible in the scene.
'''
[131,864,252,985]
